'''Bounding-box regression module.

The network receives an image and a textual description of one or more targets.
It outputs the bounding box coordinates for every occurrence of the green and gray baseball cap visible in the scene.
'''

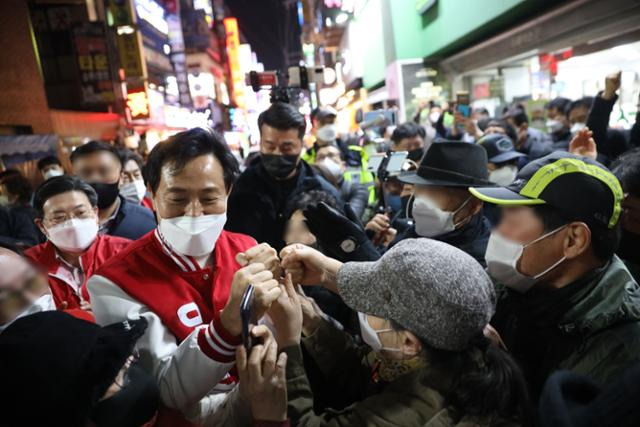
[469,152,623,229]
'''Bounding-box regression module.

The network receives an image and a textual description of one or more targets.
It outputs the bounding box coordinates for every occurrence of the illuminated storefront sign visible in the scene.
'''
[126,87,150,120]
[135,0,168,35]
[223,17,245,108]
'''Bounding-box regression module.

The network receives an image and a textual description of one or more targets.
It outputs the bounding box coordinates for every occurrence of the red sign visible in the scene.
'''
[126,87,150,121]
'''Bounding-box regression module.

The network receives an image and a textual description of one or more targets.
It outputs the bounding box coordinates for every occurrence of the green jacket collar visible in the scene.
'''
[559,256,640,335]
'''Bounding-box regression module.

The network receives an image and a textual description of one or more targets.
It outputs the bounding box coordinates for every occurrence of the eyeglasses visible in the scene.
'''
[45,208,94,226]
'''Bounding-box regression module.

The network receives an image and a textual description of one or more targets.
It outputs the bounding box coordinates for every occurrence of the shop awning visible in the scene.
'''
[439,0,640,74]
[50,109,121,142]
[0,134,58,167]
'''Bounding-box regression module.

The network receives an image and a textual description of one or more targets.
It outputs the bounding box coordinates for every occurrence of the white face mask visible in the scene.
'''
[316,124,338,142]
[321,158,343,180]
[159,213,227,257]
[485,225,567,293]
[43,169,64,180]
[120,180,147,203]
[0,293,56,334]
[429,112,440,124]
[570,122,587,134]
[0,195,8,206]
[412,195,471,238]
[358,312,400,353]
[46,218,99,253]
[489,164,518,186]
[546,119,565,134]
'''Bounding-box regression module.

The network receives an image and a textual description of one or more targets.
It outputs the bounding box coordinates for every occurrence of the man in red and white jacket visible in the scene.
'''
[88,128,282,426]
[26,175,131,312]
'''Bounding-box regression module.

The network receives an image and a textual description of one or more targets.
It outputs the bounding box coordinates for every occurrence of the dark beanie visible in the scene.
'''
[0,311,147,426]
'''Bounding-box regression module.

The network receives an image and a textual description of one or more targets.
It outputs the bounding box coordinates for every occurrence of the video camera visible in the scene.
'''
[246,65,328,104]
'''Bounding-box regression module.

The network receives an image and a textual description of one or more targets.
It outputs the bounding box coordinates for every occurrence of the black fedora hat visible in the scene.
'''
[399,141,493,187]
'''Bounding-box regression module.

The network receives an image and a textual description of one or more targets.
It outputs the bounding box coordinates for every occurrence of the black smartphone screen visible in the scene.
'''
[240,285,255,350]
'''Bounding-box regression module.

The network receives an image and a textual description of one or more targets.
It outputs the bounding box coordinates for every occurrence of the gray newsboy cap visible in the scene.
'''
[337,238,496,351]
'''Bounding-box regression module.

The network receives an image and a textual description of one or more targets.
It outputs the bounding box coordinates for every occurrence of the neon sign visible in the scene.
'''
[126,87,150,120]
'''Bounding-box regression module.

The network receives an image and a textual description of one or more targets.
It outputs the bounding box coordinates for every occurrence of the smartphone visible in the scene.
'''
[456,91,471,118]
[386,151,408,173]
[240,284,255,350]
[366,153,386,173]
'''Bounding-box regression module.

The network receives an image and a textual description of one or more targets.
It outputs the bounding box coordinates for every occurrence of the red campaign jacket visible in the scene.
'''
[95,229,256,427]
[96,229,256,342]
[24,234,131,309]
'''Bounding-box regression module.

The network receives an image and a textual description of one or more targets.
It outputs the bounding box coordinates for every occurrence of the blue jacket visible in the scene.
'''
[105,196,156,241]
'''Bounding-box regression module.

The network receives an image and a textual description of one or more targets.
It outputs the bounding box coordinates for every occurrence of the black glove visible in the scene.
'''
[303,202,381,262]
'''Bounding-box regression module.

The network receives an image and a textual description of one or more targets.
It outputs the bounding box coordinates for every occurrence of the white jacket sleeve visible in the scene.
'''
[87,274,251,426]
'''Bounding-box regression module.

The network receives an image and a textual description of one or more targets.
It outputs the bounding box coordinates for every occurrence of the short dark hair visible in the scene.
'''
[258,102,306,139]
[70,141,122,168]
[504,106,529,127]
[33,175,98,218]
[486,119,518,144]
[2,174,32,205]
[118,149,144,170]
[0,169,21,183]
[532,204,620,263]
[567,97,594,116]
[611,148,640,196]
[144,127,239,194]
[37,156,62,171]
[545,97,572,115]
[391,122,426,145]
[284,189,338,220]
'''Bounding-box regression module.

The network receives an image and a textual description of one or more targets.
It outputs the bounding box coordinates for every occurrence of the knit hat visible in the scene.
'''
[337,238,496,351]
[0,311,147,426]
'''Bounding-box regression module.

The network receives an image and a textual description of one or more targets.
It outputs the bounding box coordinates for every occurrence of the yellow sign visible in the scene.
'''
[117,32,144,78]
[126,88,150,120]
[224,17,245,108]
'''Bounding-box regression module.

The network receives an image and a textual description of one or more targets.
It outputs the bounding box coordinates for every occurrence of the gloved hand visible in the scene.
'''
[303,202,381,262]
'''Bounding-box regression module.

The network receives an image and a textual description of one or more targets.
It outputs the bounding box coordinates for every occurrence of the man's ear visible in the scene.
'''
[34,218,47,237]
[468,197,483,217]
[400,331,423,358]
[563,222,592,260]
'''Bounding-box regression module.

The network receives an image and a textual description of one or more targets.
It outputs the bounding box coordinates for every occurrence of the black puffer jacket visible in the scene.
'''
[226,157,342,251]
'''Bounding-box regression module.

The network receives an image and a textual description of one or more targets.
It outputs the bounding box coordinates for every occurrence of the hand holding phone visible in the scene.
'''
[456,91,471,118]
[241,284,256,350]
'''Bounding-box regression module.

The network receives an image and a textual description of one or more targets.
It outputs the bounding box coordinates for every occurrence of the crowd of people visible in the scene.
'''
[0,70,640,427]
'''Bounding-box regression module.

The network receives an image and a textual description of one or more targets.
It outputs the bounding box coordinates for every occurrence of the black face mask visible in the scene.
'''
[261,153,299,180]
[90,182,120,209]
[406,148,424,163]
[91,364,160,427]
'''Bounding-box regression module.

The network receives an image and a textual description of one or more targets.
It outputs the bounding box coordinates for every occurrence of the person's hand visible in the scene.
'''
[268,274,303,348]
[569,127,597,160]
[280,244,329,286]
[297,286,323,336]
[603,71,621,100]
[622,193,640,235]
[365,213,390,234]
[220,263,282,336]
[236,325,287,422]
[236,243,282,279]
[380,227,397,247]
